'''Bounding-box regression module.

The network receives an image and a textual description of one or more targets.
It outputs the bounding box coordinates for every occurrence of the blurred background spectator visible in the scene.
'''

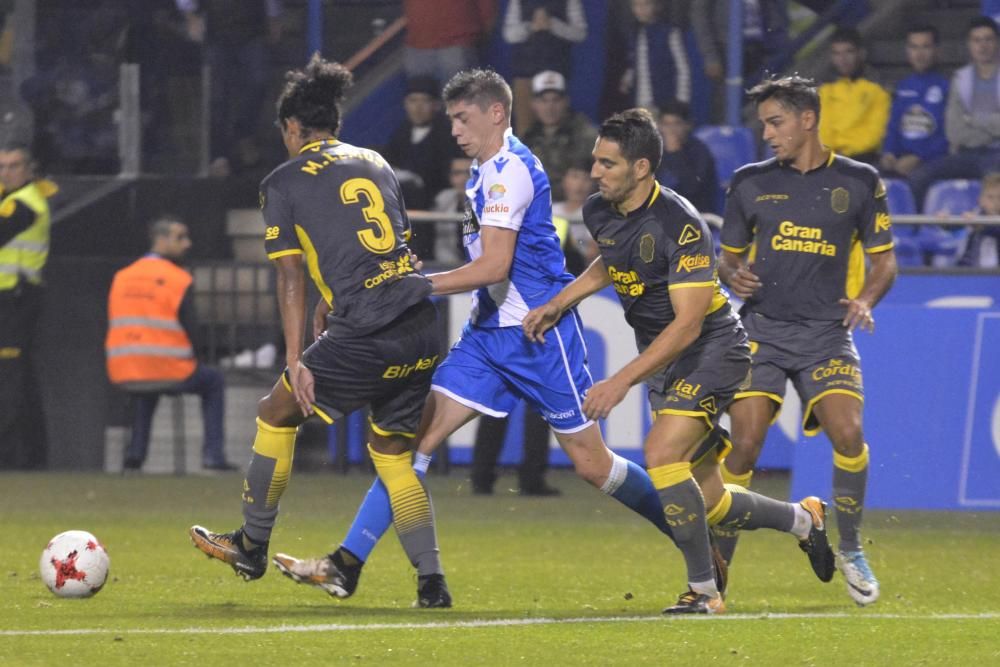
[692,0,789,123]
[619,0,694,115]
[502,0,588,135]
[818,27,890,165]
[521,70,597,201]
[175,0,283,177]
[552,158,598,267]
[909,16,1000,211]
[880,25,950,182]
[432,155,474,265]
[402,0,497,84]
[655,99,720,214]
[959,170,1000,266]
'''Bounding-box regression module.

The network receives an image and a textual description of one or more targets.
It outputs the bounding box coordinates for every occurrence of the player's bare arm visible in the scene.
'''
[427,226,517,295]
[523,256,611,342]
[840,248,898,332]
[273,253,315,416]
[582,283,713,420]
[718,248,762,299]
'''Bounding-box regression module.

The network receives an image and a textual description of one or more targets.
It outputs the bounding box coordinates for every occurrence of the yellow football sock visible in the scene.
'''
[368,444,431,534]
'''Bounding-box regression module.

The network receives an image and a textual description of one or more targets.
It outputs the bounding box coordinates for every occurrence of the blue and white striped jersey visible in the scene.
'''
[461,128,573,327]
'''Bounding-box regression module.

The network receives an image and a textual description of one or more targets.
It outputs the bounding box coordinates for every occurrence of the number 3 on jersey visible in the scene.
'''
[340,177,396,254]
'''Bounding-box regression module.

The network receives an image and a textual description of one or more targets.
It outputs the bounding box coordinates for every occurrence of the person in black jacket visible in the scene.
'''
[655,100,720,214]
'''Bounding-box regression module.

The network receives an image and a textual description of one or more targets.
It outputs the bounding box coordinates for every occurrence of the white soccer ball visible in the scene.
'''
[39,530,110,598]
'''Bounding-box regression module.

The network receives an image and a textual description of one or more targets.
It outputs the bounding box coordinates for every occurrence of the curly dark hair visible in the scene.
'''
[276,53,353,135]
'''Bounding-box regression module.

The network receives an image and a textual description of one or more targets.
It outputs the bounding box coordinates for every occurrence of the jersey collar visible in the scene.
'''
[472,128,513,171]
[779,148,836,174]
[298,138,339,154]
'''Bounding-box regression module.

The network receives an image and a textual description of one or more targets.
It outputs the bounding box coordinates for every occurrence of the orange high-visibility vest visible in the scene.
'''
[105,255,196,386]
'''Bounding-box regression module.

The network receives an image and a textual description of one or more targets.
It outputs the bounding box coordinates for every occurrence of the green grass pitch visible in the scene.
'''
[2,470,998,665]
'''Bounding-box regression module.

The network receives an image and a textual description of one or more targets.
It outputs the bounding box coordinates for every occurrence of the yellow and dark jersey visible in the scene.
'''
[260,139,432,337]
[720,153,894,322]
[583,183,737,348]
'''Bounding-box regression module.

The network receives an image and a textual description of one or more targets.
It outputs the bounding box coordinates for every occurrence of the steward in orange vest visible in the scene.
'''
[106,253,196,389]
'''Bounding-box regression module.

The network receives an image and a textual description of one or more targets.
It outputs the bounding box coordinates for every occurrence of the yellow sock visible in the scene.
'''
[251,417,296,508]
[833,443,870,473]
[721,460,753,487]
[706,487,733,526]
[648,461,692,490]
[368,444,431,534]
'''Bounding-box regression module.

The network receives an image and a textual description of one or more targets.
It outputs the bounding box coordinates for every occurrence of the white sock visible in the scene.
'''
[689,578,719,597]
[791,503,812,540]
[413,452,433,474]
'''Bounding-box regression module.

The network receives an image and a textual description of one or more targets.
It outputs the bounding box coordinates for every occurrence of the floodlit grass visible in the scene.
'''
[2,470,998,665]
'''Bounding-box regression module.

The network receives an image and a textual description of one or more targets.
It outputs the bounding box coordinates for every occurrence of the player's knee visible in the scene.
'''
[829,423,864,457]
[727,432,764,473]
[257,393,299,428]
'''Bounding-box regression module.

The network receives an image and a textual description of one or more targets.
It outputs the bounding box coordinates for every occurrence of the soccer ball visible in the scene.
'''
[39,530,110,598]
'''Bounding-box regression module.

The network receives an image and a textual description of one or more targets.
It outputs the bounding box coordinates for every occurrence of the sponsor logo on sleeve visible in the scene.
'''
[875,211,892,232]
[678,224,702,245]
[265,226,280,241]
[676,254,711,273]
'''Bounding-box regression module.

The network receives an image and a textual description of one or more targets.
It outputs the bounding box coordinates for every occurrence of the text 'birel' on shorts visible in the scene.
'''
[736,310,864,436]
[290,299,441,437]
[430,308,594,434]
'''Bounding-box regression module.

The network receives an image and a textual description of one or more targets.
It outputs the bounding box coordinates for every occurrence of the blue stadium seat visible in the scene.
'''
[694,125,756,187]
[883,178,917,215]
[918,179,978,266]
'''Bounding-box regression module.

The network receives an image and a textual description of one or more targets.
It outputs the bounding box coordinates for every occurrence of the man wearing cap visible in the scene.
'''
[521,70,597,201]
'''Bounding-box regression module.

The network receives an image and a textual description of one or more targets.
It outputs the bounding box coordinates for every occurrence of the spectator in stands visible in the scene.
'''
[106,215,233,472]
[552,159,598,266]
[818,27,890,165]
[655,99,720,214]
[431,155,473,264]
[176,0,282,177]
[0,142,54,470]
[521,70,597,201]
[909,16,1000,211]
[402,0,497,84]
[692,0,789,122]
[959,171,1000,267]
[619,0,695,114]
[502,0,588,135]
[880,25,950,181]
[384,77,457,206]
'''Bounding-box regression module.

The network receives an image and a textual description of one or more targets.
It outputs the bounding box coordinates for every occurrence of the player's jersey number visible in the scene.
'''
[340,177,396,254]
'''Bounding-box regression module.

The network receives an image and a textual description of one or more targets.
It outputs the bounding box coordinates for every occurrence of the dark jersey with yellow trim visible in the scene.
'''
[260,139,432,337]
[721,154,894,322]
[582,183,738,348]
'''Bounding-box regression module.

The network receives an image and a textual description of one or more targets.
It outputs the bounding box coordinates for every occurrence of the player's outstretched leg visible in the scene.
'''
[274,454,434,599]
[650,461,724,615]
[190,417,297,579]
[704,481,835,583]
[711,461,753,564]
[369,443,450,608]
[833,444,879,605]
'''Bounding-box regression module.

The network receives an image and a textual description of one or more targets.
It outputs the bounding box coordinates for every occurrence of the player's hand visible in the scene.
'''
[582,377,630,420]
[839,298,875,333]
[408,248,424,272]
[312,301,331,340]
[522,302,562,343]
[728,265,762,299]
[288,361,316,417]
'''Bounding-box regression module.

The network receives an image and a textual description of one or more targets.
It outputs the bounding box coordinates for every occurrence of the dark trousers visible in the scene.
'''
[471,411,551,491]
[126,365,227,466]
[0,284,46,469]
[909,147,1000,211]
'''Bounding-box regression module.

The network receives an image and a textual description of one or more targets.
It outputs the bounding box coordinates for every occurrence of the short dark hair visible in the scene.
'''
[148,214,185,244]
[906,24,939,43]
[0,141,32,157]
[442,69,512,118]
[597,108,663,171]
[969,15,1000,36]
[658,99,692,123]
[276,53,353,135]
[748,75,821,121]
[830,27,863,48]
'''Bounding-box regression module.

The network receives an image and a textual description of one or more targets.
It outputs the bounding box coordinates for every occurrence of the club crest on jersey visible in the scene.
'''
[678,224,701,245]
[831,187,850,213]
[639,233,655,263]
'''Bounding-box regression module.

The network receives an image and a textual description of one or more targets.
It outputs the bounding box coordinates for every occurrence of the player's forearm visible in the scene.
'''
[428,254,510,295]
[551,257,610,312]
[858,250,898,309]
[613,318,701,387]
[275,264,308,366]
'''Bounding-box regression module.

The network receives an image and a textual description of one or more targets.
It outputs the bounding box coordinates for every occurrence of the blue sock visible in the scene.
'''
[340,453,430,562]
[601,453,674,540]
